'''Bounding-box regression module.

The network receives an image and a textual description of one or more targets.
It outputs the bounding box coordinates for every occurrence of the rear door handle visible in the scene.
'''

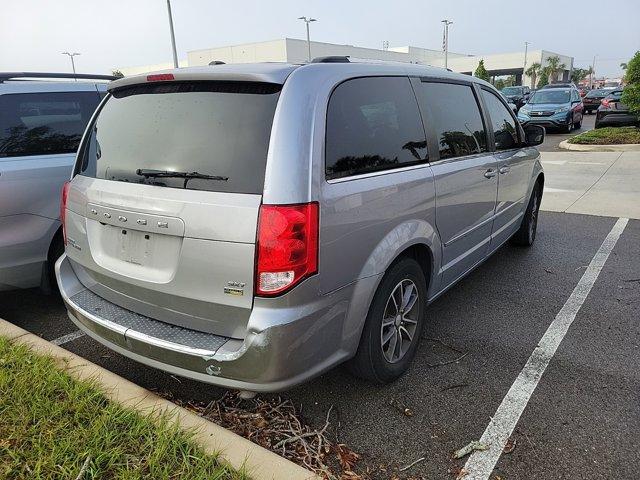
[484,169,497,179]
[499,166,510,174]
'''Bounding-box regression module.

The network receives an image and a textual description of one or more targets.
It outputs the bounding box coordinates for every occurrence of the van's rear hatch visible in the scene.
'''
[64,77,283,339]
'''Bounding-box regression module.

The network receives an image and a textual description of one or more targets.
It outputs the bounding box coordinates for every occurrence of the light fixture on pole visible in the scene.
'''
[61,52,80,81]
[166,0,179,68]
[298,16,317,62]
[523,41,530,85]
[441,20,453,69]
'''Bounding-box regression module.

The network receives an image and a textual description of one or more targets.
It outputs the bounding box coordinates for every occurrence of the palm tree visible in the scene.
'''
[546,56,566,83]
[525,62,542,88]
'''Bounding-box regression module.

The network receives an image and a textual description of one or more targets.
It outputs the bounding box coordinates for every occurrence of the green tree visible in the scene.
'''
[570,67,589,84]
[111,70,124,78]
[621,51,640,118]
[545,56,566,83]
[525,62,542,89]
[537,67,550,88]
[474,60,490,82]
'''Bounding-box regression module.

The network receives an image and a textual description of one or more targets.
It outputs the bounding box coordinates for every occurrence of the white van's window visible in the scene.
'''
[325,77,427,180]
[0,92,100,158]
[77,82,281,194]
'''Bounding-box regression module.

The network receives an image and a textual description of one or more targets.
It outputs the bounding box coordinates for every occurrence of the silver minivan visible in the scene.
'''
[57,60,545,392]
[0,72,112,291]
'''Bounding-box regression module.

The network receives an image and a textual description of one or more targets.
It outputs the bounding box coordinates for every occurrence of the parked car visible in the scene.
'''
[56,61,545,392]
[577,86,589,97]
[582,88,609,114]
[500,92,518,113]
[518,87,584,133]
[0,72,114,291]
[596,89,639,128]
[501,85,530,110]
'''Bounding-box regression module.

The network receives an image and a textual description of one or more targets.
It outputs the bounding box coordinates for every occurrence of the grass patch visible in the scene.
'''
[568,126,640,145]
[0,337,246,480]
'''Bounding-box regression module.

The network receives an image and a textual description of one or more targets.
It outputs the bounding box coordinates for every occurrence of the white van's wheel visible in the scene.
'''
[348,257,427,383]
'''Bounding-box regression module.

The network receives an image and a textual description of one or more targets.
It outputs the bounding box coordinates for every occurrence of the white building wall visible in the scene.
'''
[283,38,415,64]
[187,39,288,65]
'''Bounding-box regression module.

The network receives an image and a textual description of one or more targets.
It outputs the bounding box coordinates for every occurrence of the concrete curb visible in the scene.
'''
[559,139,640,152]
[0,319,317,480]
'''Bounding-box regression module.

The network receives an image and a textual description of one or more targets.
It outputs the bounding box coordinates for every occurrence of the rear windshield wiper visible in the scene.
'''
[135,169,228,189]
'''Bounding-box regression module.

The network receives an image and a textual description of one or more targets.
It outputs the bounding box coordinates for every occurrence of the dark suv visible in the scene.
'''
[501,86,530,110]
[596,89,639,128]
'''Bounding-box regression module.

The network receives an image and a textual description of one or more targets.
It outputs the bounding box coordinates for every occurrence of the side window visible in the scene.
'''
[481,89,519,151]
[417,82,487,160]
[0,91,100,158]
[325,77,427,180]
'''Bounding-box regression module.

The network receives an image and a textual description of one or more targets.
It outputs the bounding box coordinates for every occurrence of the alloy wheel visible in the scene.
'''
[380,279,419,363]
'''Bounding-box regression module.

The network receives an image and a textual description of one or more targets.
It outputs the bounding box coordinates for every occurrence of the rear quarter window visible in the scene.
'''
[325,76,427,180]
[0,91,100,158]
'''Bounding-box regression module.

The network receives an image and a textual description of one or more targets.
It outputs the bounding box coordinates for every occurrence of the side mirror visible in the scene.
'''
[523,124,545,146]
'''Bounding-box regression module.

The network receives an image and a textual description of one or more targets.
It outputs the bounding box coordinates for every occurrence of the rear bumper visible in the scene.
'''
[56,254,366,391]
[595,111,638,127]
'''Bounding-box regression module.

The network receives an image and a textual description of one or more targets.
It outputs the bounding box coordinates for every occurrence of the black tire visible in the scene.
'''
[575,118,582,129]
[347,257,428,383]
[511,183,541,247]
[565,121,573,134]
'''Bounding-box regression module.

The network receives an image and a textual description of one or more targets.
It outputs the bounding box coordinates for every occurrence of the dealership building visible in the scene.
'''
[118,38,574,88]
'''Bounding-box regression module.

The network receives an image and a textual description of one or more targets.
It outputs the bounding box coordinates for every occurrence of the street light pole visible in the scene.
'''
[298,16,317,62]
[523,41,529,85]
[441,19,453,69]
[166,0,179,68]
[590,55,596,89]
[61,52,80,81]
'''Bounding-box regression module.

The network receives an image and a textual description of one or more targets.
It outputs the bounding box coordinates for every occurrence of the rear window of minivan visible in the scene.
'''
[76,81,281,194]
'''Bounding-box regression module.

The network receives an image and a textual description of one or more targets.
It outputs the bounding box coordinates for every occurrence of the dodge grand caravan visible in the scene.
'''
[57,60,545,392]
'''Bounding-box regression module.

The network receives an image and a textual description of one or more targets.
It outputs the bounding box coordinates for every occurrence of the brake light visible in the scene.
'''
[256,203,319,296]
[146,73,174,82]
[60,181,70,245]
[601,98,611,108]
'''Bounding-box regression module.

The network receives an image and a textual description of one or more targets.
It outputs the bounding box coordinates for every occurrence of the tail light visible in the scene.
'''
[256,203,319,296]
[600,98,611,109]
[147,73,174,82]
[60,181,70,245]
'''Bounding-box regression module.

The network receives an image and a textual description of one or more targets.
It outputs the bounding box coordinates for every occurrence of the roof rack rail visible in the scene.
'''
[311,56,350,63]
[0,72,117,83]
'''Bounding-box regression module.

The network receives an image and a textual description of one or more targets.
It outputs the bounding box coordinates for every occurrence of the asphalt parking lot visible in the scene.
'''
[2,216,639,478]
[2,124,639,479]
[538,111,596,152]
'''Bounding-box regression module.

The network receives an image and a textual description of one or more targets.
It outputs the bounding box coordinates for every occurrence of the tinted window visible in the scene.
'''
[585,89,604,98]
[530,90,571,104]
[0,91,100,158]
[325,77,427,180]
[78,82,280,194]
[417,82,487,160]
[482,90,519,151]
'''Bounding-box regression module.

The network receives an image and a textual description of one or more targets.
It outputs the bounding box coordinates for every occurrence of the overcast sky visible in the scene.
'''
[2,0,638,78]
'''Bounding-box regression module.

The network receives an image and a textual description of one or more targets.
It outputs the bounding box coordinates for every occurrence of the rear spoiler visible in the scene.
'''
[0,72,117,83]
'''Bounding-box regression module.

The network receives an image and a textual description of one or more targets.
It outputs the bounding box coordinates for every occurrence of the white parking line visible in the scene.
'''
[463,217,629,480]
[51,330,85,346]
